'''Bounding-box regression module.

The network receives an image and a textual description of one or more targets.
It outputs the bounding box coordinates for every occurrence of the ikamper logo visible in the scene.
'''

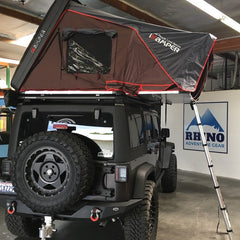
[183,102,228,153]
[149,33,181,53]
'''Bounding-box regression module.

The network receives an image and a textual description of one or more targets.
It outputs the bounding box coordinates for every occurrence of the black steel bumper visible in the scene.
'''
[0,193,142,221]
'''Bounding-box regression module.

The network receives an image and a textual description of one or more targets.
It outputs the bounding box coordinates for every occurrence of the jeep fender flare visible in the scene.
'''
[161,141,175,169]
[133,163,155,199]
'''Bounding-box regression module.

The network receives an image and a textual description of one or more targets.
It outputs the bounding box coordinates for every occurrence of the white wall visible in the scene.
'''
[165,90,240,180]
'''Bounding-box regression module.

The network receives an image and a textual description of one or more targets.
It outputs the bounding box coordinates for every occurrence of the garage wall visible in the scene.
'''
[165,90,240,180]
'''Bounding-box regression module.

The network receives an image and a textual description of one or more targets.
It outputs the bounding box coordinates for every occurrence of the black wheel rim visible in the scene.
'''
[25,147,70,197]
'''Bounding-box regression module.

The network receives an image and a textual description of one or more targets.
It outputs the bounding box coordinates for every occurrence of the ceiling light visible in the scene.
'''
[0,58,20,65]
[12,0,30,5]
[186,0,240,33]
[11,33,35,48]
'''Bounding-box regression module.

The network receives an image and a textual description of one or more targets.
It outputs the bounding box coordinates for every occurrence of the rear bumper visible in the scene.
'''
[0,194,141,221]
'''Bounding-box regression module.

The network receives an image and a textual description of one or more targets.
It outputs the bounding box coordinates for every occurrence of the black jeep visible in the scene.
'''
[0,92,177,240]
[0,0,215,238]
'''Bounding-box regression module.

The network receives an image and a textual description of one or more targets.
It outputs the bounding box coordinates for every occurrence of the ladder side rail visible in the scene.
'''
[191,102,233,240]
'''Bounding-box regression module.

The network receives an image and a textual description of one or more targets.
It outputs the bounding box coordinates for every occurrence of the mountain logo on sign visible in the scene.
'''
[186,109,224,132]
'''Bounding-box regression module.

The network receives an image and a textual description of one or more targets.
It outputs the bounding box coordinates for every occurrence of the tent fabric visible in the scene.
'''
[12,1,216,99]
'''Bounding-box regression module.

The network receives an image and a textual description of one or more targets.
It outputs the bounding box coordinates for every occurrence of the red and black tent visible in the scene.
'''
[11,0,216,100]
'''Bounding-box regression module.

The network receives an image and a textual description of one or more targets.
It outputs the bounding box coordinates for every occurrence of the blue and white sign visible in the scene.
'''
[183,102,228,153]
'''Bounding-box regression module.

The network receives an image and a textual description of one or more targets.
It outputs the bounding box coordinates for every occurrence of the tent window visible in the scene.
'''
[64,30,116,74]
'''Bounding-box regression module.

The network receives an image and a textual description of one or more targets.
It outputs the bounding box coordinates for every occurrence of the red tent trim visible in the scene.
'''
[105,80,173,94]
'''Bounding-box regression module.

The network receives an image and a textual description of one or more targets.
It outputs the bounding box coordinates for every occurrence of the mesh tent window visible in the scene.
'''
[63,29,117,74]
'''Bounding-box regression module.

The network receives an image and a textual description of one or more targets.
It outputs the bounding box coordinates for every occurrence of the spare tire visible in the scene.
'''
[12,131,94,214]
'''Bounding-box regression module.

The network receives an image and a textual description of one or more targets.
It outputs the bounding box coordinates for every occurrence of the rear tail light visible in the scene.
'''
[115,166,127,182]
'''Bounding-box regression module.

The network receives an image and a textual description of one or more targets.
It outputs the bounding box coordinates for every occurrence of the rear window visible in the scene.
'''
[48,112,114,159]
[144,113,159,142]
[128,113,144,148]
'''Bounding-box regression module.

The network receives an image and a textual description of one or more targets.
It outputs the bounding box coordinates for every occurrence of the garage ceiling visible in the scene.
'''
[115,0,240,39]
[0,0,240,63]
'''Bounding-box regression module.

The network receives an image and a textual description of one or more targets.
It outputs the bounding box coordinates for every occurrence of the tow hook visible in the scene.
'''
[90,208,101,222]
[7,201,16,215]
[39,216,56,240]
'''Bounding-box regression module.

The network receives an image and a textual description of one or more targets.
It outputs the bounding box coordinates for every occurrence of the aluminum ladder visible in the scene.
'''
[191,101,233,240]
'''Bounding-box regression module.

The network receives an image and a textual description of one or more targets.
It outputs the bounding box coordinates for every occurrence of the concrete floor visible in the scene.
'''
[0,170,239,240]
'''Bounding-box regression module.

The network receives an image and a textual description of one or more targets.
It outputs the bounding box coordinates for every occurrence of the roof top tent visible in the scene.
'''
[10,0,216,101]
